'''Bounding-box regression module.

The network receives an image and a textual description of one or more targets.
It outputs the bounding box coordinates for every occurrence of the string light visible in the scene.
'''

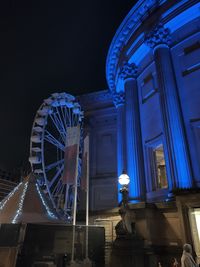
[0,179,57,222]
[12,181,28,223]
[36,183,58,219]
[0,182,22,211]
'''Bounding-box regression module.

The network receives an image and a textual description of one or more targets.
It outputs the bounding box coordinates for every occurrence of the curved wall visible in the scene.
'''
[106,0,200,201]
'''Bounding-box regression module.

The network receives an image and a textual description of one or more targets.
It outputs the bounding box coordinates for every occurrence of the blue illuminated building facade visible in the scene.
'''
[106,0,200,203]
[83,0,200,208]
[80,0,200,264]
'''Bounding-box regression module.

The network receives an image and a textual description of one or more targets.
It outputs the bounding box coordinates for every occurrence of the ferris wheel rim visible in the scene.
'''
[29,92,84,216]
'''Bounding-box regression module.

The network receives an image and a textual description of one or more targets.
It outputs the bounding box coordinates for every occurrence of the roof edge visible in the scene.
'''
[105,0,166,92]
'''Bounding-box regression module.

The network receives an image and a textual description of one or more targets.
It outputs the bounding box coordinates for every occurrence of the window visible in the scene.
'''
[189,208,200,260]
[141,72,158,103]
[153,144,168,189]
[145,136,169,192]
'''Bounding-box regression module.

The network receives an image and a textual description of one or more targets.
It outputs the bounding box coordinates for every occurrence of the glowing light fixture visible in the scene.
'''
[118,170,130,186]
[118,170,130,207]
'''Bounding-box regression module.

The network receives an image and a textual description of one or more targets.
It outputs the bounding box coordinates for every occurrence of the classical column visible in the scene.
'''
[119,62,146,200]
[113,92,127,202]
[145,23,193,189]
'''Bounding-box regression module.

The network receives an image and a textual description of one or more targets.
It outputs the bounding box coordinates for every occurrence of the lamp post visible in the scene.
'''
[118,170,130,207]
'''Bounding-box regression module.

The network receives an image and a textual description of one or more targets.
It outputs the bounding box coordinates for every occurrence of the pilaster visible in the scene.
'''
[119,62,146,200]
[113,92,126,203]
[145,22,193,189]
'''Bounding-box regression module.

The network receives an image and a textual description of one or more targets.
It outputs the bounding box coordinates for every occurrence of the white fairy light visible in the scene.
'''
[0,182,22,211]
[12,181,28,224]
[36,183,58,219]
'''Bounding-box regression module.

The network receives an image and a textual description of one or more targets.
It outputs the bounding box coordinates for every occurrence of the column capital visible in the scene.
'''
[145,22,171,49]
[113,92,125,108]
[119,62,138,80]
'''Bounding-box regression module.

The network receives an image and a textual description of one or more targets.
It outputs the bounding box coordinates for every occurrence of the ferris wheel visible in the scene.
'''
[29,92,83,219]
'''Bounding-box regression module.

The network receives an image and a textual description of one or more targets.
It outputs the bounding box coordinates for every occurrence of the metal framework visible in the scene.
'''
[29,92,83,220]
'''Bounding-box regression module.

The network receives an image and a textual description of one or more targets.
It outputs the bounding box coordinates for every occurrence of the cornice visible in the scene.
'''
[78,90,113,109]
[106,0,165,93]
[106,0,197,93]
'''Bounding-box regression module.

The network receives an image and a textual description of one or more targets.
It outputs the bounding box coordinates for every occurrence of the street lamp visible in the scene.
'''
[118,170,130,207]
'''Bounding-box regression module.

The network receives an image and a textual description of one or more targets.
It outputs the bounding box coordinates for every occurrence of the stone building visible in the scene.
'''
[1,0,199,266]
[80,0,200,265]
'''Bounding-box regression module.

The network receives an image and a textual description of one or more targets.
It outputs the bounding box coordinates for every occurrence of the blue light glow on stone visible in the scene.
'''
[126,33,144,57]
[116,78,125,93]
[128,43,150,65]
[165,3,200,33]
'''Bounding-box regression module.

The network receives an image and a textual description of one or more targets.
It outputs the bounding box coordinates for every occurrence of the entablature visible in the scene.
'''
[106,0,200,93]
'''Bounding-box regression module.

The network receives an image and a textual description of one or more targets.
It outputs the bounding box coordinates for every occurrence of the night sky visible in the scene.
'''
[0,0,135,171]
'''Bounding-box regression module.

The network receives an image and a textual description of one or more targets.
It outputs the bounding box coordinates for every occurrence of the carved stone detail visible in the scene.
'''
[145,22,171,49]
[106,0,159,91]
[119,62,138,80]
[112,92,125,108]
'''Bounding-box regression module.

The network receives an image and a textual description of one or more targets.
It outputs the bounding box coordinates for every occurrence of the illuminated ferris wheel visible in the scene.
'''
[29,92,83,219]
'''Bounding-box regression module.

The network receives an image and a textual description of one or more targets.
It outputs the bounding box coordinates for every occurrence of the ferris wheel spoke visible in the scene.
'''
[44,130,65,151]
[71,112,76,126]
[70,109,74,127]
[56,184,65,209]
[48,164,64,189]
[74,114,79,125]
[49,114,66,143]
[54,107,67,136]
[45,159,64,172]
[61,106,68,128]
[65,108,72,127]
[71,111,78,126]
[61,107,71,131]
[55,107,67,131]
[52,179,63,198]
[69,110,73,126]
